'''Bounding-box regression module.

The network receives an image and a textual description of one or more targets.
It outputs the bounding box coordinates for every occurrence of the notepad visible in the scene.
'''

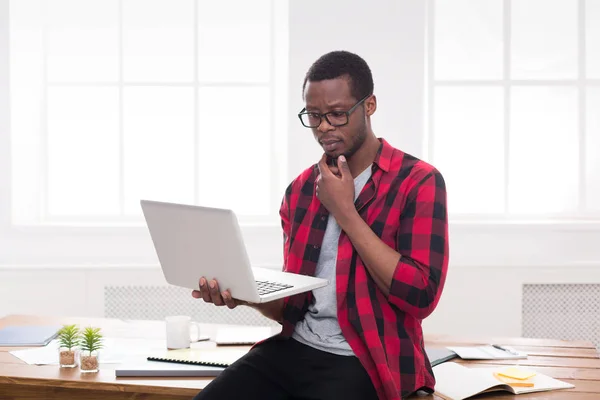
[493,372,535,387]
[432,362,574,400]
[215,326,273,346]
[0,325,61,347]
[148,347,249,368]
[496,366,537,380]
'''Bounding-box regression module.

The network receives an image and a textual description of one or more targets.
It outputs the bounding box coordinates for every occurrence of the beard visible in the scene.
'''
[342,118,368,160]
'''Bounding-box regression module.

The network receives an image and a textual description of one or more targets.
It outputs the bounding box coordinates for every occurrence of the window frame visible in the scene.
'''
[426,0,600,222]
[0,0,288,267]
[8,0,288,228]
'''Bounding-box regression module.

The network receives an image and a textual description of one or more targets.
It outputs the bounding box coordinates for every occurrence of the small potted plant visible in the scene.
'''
[57,324,80,368]
[79,327,103,373]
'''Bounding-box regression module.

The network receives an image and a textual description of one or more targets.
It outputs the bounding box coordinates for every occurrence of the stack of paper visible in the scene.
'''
[10,337,168,365]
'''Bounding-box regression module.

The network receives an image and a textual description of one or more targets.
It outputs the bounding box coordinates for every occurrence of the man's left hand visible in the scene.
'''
[316,154,355,219]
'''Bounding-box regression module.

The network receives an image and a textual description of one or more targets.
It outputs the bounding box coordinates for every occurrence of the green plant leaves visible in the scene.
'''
[80,326,104,355]
[56,324,103,355]
[56,324,80,350]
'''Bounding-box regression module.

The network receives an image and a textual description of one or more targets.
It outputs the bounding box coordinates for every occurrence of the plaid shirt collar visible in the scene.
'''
[373,137,392,173]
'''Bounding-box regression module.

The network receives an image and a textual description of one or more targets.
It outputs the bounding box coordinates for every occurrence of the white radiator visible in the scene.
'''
[104,285,279,327]
[522,284,600,348]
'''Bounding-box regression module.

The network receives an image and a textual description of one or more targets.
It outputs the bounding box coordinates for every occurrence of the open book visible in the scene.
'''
[433,362,574,400]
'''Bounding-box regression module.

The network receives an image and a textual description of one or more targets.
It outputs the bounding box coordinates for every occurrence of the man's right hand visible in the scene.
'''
[191,277,246,309]
[191,276,285,323]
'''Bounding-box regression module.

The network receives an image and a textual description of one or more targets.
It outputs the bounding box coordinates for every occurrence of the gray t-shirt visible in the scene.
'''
[292,165,372,356]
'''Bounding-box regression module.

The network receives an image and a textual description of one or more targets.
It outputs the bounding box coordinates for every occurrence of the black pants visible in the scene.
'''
[193,338,378,400]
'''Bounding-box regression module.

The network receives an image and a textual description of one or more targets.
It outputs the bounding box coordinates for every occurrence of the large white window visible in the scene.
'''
[9,0,288,227]
[428,0,600,220]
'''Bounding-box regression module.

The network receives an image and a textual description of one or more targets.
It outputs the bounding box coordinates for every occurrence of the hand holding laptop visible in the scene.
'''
[191,276,286,323]
[192,277,248,310]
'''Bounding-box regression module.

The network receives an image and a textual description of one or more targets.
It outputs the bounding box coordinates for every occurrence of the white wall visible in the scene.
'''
[286,0,426,176]
[1,0,599,341]
[2,264,600,339]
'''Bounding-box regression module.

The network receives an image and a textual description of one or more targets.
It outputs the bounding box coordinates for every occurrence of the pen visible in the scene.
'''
[491,344,519,355]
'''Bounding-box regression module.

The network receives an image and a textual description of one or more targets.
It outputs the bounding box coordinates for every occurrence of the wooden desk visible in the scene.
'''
[1,315,599,399]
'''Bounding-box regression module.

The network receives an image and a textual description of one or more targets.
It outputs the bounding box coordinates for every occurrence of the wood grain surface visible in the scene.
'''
[1,314,599,399]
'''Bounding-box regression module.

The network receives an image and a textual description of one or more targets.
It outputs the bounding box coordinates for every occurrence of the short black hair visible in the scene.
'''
[302,50,374,101]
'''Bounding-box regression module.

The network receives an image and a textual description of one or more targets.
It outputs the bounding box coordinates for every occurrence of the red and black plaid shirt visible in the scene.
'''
[277,138,449,399]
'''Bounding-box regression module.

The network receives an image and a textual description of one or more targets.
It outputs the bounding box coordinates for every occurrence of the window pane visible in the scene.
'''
[587,0,600,79]
[10,0,44,223]
[47,87,120,216]
[433,87,504,214]
[511,0,577,79]
[509,87,578,214]
[46,0,119,82]
[9,0,44,86]
[123,0,194,82]
[11,86,44,224]
[198,0,271,83]
[587,88,600,213]
[434,0,503,80]
[123,87,195,215]
[197,87,271,215]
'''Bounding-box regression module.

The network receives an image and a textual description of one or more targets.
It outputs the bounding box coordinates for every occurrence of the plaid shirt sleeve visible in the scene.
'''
[388,169,448,319]
[279,183,291,269]
[278,181,313,333]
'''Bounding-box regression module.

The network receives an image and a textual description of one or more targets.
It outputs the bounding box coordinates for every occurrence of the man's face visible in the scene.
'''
[303,77,371,160]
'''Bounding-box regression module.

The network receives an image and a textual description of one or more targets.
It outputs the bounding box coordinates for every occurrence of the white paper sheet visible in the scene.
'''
[10,337,168,365]
[446,345,527,360]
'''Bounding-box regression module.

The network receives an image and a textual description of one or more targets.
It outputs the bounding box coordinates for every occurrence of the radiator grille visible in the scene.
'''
[104,285,279,327]
[522,284,600,348]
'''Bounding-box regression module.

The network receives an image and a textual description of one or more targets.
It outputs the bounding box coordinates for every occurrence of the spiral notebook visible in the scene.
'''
[147,347,248,368]
[116,361,225,377]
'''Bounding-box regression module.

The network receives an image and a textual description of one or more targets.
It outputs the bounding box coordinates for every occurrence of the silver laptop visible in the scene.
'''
[140,200,328,304]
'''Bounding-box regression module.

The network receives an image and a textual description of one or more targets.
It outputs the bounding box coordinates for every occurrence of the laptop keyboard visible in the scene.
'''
[255,280,294,296]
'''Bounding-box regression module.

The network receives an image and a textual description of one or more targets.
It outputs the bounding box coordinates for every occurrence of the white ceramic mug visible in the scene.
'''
[165,315,201,349]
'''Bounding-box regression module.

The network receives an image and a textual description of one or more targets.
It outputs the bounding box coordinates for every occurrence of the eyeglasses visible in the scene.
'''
[298,94,371,128]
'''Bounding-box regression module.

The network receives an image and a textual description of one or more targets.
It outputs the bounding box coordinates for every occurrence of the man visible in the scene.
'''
[192,50,449,400]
